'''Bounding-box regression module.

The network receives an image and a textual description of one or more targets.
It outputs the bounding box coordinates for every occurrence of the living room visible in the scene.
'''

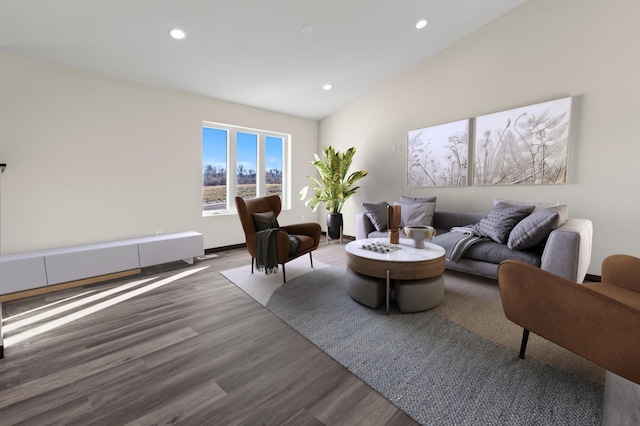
[0,0,639,423]
[0,0,637,280]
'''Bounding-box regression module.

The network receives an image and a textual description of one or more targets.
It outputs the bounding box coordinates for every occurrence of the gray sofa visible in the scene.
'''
[355,209,593,283]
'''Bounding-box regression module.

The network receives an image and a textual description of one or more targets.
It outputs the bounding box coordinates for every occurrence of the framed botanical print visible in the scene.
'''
[474,97,572,186]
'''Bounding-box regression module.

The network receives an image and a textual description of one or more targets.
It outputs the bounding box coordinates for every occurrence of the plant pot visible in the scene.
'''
[327,213,343,240]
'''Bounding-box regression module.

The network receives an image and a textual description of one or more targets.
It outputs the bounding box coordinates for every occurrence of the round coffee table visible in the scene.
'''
[345,238,446,314]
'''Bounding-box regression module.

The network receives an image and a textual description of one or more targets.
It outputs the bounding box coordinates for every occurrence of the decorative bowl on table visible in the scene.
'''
[403,225,436,248]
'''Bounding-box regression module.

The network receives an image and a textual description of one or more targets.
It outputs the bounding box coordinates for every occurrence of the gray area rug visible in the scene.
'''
[264,265,603,425]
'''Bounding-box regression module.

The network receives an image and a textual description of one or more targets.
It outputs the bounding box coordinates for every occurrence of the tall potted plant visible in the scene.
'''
[299,145,368,239]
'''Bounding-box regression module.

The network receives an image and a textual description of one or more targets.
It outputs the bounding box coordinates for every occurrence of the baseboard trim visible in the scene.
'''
[205,234,357,254]
[205,243,246,253]
[0,269,142,303]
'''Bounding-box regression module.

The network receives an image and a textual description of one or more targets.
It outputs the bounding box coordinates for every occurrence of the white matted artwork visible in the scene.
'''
[474,97,572,186]
[407,119,470,187]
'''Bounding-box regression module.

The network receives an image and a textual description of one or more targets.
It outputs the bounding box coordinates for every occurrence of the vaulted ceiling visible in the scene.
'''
[0,0,526,120]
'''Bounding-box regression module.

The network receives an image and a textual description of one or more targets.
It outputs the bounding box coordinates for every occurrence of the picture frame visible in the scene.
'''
[407,118,470,187]
[473,97,572,186]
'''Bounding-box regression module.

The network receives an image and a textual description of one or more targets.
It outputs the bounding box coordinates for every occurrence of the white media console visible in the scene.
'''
[0,231,204,357]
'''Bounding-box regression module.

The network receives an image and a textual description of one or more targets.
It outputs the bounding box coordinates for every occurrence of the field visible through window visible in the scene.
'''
[203,184,282,210]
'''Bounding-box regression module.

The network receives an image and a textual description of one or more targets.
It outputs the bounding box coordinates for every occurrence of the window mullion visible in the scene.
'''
[256,132,266,197]
[227,129,237,209]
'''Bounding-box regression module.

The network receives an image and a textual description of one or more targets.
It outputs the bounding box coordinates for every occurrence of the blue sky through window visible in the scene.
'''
[202,127,282,173]
[266,136,283,171]
[202,127,226,171]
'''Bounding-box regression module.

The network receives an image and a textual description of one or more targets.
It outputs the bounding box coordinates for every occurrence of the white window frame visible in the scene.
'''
[202,121,291,216]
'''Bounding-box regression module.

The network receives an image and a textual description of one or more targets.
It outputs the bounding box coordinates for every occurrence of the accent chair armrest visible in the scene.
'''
[602,254,640,293]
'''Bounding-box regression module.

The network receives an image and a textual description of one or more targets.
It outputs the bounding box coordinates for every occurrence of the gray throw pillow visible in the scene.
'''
[507,205,569,250]
[394,201,436,228]
[362,201,390,231]
[253,211,280,231]
[472,202,535,244]
[399,195,437,204]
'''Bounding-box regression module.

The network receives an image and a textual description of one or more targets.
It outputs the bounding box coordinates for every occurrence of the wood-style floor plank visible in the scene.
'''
[0,240,417,425]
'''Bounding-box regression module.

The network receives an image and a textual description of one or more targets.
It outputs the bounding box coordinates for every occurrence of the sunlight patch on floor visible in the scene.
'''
[4,267,209,348]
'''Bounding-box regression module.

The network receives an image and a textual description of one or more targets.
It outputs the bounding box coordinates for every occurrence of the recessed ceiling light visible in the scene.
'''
[323,84,333,91]
[301,25,313,34]
[169,28,187,40]
[416,19,428,30]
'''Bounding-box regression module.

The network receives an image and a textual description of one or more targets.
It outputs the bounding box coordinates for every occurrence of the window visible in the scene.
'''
[202,122,289,215]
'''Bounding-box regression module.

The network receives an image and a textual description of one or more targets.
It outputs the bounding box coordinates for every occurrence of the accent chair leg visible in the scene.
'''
[519,328,530,359]
[282,264,286,283]
[251,257,254,274]
[310,252,314,268]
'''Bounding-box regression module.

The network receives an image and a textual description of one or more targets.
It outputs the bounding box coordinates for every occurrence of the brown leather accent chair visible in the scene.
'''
[497,255,640,385]
[235,195,321,282]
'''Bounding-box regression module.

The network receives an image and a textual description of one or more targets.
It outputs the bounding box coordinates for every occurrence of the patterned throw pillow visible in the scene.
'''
[472,202,535,244]
[362,201,390,231]
[253,211,280,231]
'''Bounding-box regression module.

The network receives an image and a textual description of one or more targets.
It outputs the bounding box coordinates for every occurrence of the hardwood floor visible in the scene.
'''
[0,240,417,425]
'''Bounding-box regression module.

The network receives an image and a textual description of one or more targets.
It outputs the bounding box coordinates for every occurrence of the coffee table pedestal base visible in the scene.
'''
[345,267,386,309]
[395,275,445,313]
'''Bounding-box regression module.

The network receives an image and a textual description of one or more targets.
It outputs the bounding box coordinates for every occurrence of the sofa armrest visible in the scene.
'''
[355,213,375,240]
[540,218,593,282]
[602,254,640,293]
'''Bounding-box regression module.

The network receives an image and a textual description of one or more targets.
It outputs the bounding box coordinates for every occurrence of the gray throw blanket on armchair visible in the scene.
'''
[255,228,302,274]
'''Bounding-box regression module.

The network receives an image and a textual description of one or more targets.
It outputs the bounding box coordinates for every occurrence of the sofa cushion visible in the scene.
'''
[433,211,486,231]
[362,201,389,231]
[464,240,541,266]
[394,201,436,228]
[472,202,535,244]
[253,211,280,231]
[367,230,390,239]
[399,195,437,204]
[507,205,569,250]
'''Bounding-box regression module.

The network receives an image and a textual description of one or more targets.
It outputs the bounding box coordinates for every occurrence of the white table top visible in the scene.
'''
[345,238,445,263]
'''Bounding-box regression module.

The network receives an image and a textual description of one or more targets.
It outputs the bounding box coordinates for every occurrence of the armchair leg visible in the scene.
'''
[310,252,314,268]
[282,264,286,283]
[519,328,530,359]
[251,257,254,274]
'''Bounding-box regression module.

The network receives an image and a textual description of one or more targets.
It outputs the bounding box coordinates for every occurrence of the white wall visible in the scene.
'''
[320,0,640,275]
[0,52,319,253]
